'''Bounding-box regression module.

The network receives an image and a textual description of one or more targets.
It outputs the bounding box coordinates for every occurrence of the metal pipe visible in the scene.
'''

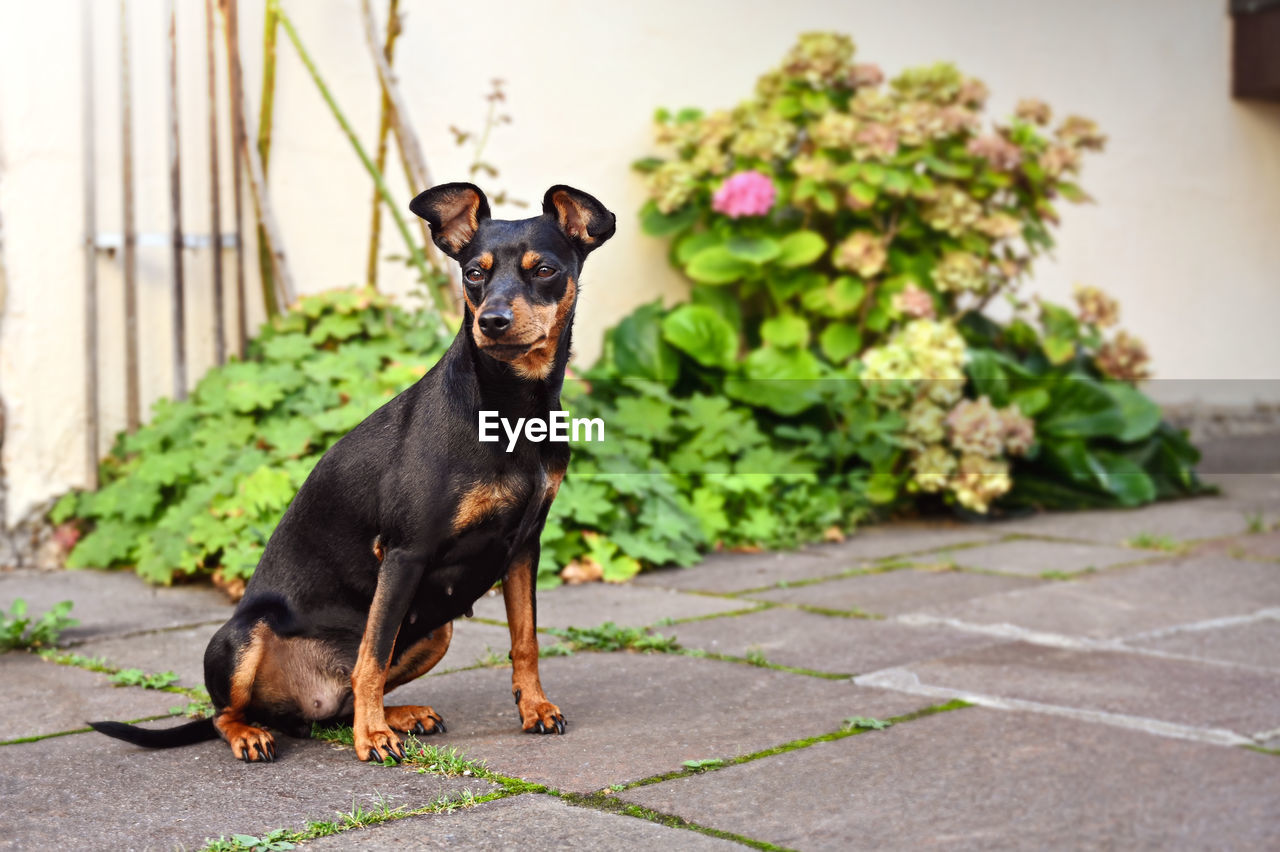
[81,0,100,487]
[205,0,225,365]
[120,0,140,431]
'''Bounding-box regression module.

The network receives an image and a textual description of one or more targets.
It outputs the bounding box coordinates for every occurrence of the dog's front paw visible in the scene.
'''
[220,721,276,763]
[354,725,404,763]
[515,691,565,735]
[385,704,446,736]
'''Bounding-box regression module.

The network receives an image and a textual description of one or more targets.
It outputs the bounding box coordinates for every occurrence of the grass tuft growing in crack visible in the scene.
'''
[544,622,679,653]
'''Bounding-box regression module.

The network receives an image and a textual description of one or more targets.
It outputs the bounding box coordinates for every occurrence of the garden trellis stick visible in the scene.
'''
[359,0,452,310]
[274,1,449,328]
[81,0,100,487]
[218,0,250,345]
[364,0,402,289]
[204,0,226,365]
[219,0,295,315]
[119,0,140,432]
[256,0,279,312]
[165,0,188,401]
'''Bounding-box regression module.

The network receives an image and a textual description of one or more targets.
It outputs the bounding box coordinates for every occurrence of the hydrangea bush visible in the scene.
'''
[623,31,1202,516]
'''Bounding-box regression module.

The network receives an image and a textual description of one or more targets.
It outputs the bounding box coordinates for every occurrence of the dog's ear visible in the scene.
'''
[542,185,616,256]
[409,183,491,258]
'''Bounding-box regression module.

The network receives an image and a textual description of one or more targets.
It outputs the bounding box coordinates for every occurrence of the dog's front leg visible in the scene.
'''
[351,549,423,762]
[505,550,565,734]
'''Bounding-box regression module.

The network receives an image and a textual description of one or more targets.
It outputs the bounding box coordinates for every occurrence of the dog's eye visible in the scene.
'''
[464,269,485,284]
[534,266,556,279]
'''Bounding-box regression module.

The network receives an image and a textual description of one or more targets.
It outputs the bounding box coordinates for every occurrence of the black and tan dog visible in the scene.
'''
[91,183,614,763]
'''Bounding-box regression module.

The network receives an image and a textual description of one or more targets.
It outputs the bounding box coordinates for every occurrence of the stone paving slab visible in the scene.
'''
[1127,616,1280,670]
[304,793,740,850]
[431,620,524,674]
[633,548,847,594]
[0,652,181,741]
[619,707,1280,851]
[1194,530,1280,561]
[900,641,1280,736]
[635,525,996,594]
[992,498,1252,545]
[918,555,1280,639]
[939,538,1143,576]
[0,568,229,643]
[72,624,216,688]
[668,608,1007,676]
[747,568,1040,616]
[469,584,755,629]
[0,727,494,851]
[391,653,935,793]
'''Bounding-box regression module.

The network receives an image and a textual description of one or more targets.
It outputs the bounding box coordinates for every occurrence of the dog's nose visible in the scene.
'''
[478,306,513,338]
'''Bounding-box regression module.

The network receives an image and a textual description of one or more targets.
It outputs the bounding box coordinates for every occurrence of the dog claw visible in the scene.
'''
[554,717,565,735]
[435,720,447,735]
[413,722,427,735]
[369,746,382,763]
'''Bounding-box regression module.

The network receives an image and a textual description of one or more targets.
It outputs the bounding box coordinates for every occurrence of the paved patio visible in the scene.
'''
[1,471,1278,850]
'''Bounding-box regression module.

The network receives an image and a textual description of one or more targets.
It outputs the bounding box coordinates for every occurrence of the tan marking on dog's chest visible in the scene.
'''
[452,474,529,534]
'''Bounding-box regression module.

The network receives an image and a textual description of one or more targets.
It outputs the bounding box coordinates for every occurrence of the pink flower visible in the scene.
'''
[712,171,776,218]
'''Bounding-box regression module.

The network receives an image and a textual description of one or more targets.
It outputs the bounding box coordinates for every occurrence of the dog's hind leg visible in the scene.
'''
[208,622,277,762]
[383,622,452,735]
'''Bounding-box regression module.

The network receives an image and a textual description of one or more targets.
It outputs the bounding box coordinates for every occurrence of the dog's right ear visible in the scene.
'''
[409,183,491,258]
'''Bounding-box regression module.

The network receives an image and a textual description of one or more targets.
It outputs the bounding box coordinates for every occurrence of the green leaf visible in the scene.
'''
[775,231,827,268]
[819,322,862,363]
[829,276,866,316]
[965,349,1010,405]
[674,231,722,265]
[609,300,680,383]
[1093,450,1156,506]
[1105,382,1162,443]
[725,236,781,265]
[661,305,738,369]
[847,181,877,206]
[759,314,809,349]
[724,347,822,415]
[685,246,755,284]
[640,200,699,237]
[237,466,294,516]
[1042,335,1075,365]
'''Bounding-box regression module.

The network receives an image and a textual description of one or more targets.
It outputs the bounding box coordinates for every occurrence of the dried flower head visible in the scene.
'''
[952,453,1012,512]
[1096,331,1151,382]
[1073,284,1119,328]
[966,134,1023,171]
[1000,405,1036,456]
[932,251,987,293]
[912,444,956,493]
[946,396,1006,457]
[1056,115,1107,150]
[834,231,887,278]
[848,62,884,89]
[893,283,937,319]
[1015,98,1052,125]
[782,32,856,87]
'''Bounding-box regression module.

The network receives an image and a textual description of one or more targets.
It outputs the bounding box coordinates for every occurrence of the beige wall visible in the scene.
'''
[2,0,1278,526]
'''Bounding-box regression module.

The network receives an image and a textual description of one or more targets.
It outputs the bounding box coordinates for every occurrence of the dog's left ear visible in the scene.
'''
[410,182,491,258]
[543,185,616,256]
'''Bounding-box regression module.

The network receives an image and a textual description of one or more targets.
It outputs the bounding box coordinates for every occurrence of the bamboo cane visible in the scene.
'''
[358,0,453,312]
[205,0,225,365]
[274,2,448,327]
[219,0,252,338]
[364,0,401,289]
[219,0,295,313]
[120,0,140,432]
[255,0,279,308]
[165,0,188,401]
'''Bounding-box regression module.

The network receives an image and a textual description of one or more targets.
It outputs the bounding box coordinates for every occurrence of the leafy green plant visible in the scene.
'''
[52,289,447,585]
[109,668,180,690]
[843,716,892,731]
[1,600,77,651]
[681,758,725,771]
[544,622,680,653]
[203,831,296,852]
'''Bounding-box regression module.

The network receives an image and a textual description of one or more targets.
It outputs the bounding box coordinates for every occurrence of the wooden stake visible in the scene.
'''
[365,0,401,289]
[219,0,250,344]
[81,0,100,486]
[205,0,225,365]
[120,0,140,431]
[219,0,295,314]
[165,0,187,401]
[255,0,279,309]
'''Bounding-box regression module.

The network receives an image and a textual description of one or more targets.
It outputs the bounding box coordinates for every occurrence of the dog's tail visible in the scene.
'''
[89,717,217,749]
